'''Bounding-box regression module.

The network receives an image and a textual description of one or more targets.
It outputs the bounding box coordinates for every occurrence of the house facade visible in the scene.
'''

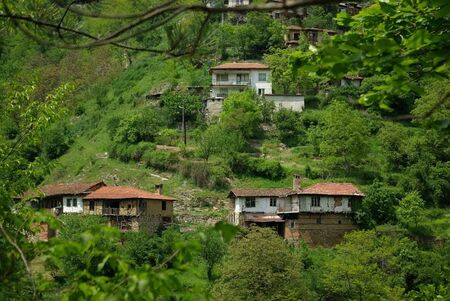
[285,26,337,47]
[28,181,106,214]
[228,175,364,246]
[83,185,175,233]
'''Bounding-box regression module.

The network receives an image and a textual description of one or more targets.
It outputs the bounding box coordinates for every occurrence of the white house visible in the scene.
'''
[223,0,251,7]
[210,62,272,98]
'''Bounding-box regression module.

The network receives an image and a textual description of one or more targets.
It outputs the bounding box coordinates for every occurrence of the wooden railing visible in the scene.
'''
[103,208,119,215]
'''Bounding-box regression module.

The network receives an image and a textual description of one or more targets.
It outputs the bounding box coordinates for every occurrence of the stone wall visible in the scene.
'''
[284,213,358,247]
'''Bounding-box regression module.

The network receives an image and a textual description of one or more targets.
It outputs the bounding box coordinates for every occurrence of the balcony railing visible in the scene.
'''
[212,80,251,86]
[103,207,119,215]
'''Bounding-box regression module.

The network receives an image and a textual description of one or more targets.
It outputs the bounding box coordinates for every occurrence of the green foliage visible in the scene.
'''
[356,181,403,228]
[113,109,164,144]
[110,142,156,163]
[322,230,417,300]
[220,90,263,139]
[397,191,426,229]
[160,91,202,126]
[274,108,304,147]
[293,0,450,111]
[196,124,244,161]
[301,6,337,29]
[218,12,284,60]
[41,122,74,160]
[313,101,371,174]
[143,149,178,171]
[229,153,285,180]
[213,227,309,301]
[155,128,180,146]
[180,161,231,189]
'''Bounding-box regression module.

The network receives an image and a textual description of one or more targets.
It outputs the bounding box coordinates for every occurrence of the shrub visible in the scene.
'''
[109,142,155,163]
[155,128,180,146]
[228,153,285,180]
[143,150,178,171]
[180,161,231,189]
[41,123,73,160]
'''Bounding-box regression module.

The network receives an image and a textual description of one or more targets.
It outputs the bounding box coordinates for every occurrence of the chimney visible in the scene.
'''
[155,184,163,195]
[293,174,301,190]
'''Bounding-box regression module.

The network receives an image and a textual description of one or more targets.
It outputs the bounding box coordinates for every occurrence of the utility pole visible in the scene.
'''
[181,98,187,145]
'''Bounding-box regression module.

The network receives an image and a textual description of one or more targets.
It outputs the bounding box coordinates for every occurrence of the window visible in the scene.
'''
[293,32,300,40]
[89,201,95,211]
[127,204,132,210]
[217,87,228,98]
[270,197,277,207]
[236,73,249,83]
[258,88,265,96]
[311,196,321,207]
[66,199,71,207]
[216,73,228,82]
[162,201,167,211]
[348,198,352,208]
[72,198,78,207]
[245,197,255,208]
[289,220,295,228]
[258,73,267,82]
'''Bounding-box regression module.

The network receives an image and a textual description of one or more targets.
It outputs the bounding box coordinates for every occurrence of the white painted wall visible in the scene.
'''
[265,95,305,112]
[225,0,251,7]
[299,196,352,213]
[211,70,272,97]
[62,196,83,213]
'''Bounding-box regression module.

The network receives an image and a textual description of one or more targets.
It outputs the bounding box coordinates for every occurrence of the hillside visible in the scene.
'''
[1,1,449,300]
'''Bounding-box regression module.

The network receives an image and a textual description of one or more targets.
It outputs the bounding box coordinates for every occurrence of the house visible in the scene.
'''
[267,0,307,21]
[228,175,364,246]
[27,181,106,214]
[24,181,105,241]
[207,62,272,115]
[338,2,363,15]
[222,0,251,7]
[83,185,176,233]
[285,26,337,47]
[340,75,364,87]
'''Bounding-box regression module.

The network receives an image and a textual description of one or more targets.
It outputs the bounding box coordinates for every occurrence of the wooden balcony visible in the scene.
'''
[103,207,120,215]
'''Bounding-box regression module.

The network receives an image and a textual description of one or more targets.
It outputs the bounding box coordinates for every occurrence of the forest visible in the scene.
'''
[0,0,449,300]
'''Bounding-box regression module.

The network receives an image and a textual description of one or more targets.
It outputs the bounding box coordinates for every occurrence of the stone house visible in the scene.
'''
[285,26,337,47]
[228,175,364,246]
[83,185,176,233]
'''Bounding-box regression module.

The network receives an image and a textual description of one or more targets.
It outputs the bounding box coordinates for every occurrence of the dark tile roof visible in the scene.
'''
[24,181,105,198]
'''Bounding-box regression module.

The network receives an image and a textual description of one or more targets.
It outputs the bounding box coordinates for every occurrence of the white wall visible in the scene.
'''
[265,95,305,112]
[225,0,251,7]
[299,196,352,213]
[211,70,272,96]
[62,196,83,213]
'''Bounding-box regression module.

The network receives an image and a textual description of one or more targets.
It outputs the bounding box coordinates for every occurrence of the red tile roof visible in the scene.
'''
[84,186,176,201]
[229,188,293,198]
[211,62,269,70]
[26,181,105,198]
[229,183,364,198]
[298,183,364,197]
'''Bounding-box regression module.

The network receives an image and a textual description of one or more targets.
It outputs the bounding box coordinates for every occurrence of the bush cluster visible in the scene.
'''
[180,161,231,189]
[109,142,156,163]
[229,153,285,180]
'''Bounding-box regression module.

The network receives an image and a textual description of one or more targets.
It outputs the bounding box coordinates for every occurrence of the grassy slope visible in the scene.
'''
[44,53,387,224]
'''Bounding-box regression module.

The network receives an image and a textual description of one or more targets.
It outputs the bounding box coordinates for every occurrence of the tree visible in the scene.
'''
[323,230,413,300]
[293,0,450,115]
[274,108,305,147]
[220,90,263,139]
[197,123,243,161]
[396,191,425,228]
[316,101,370,174]
[212,227,309,301]
[160,90,202,126]
[355,181,403,229]
[114,109,164,144]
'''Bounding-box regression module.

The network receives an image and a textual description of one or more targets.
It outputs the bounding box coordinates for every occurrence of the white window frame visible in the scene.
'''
[217,73,228,82]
